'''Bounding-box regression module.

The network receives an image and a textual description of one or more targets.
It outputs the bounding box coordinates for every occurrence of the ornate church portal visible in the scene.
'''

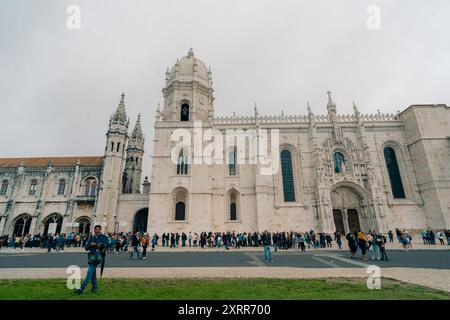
[330,186,376,234]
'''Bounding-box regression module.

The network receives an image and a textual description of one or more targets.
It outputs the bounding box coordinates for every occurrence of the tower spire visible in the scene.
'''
[326,90,337,121]
[112,92,128,124]
[131,114,143,140]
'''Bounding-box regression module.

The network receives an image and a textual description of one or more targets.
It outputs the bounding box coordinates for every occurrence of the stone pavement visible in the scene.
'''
[1,266,449,293]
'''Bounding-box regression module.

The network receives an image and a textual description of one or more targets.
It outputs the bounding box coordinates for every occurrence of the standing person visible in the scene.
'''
[151,233,159,251]
[357,229,367,260]
[47,234,54,253]
[437,231,445,245]
[181,232,187,247]
[193,232,198,247]
[371,231,381,260]
[188,231,192,247]
[400,232,409,252]
[262,230,274,263]
[346,232,358,259]
[334,231,342,249]
[388,230,393,243]
[140,233,150,259]
[378,233,389,261]
[298,233,306,252]
[130,233,141,259]
[325,233,333,248]
[75,225,108,294]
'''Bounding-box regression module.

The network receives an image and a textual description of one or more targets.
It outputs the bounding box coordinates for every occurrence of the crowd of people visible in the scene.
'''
[1,228,449,256]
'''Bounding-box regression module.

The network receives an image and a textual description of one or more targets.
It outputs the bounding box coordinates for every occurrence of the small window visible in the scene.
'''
[57,179,66,196]
[175,202,186,220]
[29,179,37,196]
[111,141,115,152]
[180,103,189,121]
[117,142,121,152]
[230,192,237,221]
[334,152,346,173]
[228,147,237,176]
[84,178,97,196]
[174,189,187,221]
[177,151,188,175]
[0,180,8,196]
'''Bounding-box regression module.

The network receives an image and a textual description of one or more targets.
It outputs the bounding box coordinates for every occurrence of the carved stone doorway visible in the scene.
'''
[331,186,365,234]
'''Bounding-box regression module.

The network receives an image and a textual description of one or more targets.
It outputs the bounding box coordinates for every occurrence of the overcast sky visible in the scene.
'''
[1,0,450,181]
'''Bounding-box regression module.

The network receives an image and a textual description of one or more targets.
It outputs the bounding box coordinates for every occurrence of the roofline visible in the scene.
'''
[399,104,449,115]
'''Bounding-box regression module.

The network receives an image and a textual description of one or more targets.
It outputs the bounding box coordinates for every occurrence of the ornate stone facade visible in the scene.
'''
[0,95,150,236]
[148,49,450,234]
[1,49,449,236]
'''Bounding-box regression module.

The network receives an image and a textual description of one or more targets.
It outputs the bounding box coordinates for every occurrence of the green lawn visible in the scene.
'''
[0,278,448,300]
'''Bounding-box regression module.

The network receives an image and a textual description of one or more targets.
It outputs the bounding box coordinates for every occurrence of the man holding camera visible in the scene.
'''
[75,224,108,294]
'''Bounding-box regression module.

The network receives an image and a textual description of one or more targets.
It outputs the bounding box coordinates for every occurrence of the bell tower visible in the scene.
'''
[95,93,129,232]
[161,48,214,122]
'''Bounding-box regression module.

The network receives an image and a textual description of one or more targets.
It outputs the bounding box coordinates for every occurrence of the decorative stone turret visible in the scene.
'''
[161,48,215,122]
[123,114,145,194]
[96,93,130,232]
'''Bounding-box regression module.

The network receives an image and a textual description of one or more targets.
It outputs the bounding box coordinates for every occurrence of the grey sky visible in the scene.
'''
[1,0,450,181]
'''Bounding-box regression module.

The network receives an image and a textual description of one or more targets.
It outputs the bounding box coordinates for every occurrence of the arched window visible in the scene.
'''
[0,179,8,196]
[176,151,188,175]
[133,208,148,233]
[117,142,121,152]
[384,147,405,199]
[111,141,115,152]
[57,179,66,196]
[43,213,63,235]
[228,147,237,175]
[76,217,91,235]
[334,152,346,173]
[280,150,296,202]
[175,202,185,220]
[13,214,32,236]
[29,179,37,196]
[84,177,97,196]
[230,192,237,221]
[180,103,189,121]
[174,188,187,221]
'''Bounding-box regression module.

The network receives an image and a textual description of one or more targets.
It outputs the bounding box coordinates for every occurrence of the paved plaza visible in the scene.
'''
[1,247,449,293]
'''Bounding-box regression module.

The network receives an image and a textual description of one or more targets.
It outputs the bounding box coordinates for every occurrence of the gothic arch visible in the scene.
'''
[12,214,32,236]
[81,176,98,196]
[330,146,351,174]
[75,216,91,235]
[277,144,302,204]
[133,208,149,233]
[171,187,189,221]
[42,213,64,235]
[179,99,190,121]
[330,182,377,233]
[381,140,410,199]
[226,188,241,221]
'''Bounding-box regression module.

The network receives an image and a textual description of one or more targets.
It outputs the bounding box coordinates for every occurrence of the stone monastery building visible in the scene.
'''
[1,49,449,236]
